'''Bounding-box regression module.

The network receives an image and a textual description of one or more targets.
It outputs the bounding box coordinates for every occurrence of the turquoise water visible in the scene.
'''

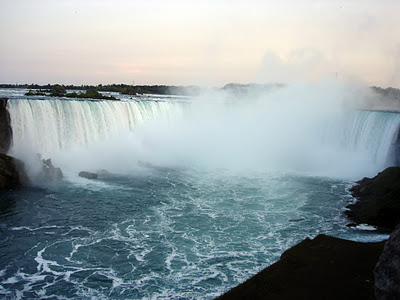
[0,168,375,299]
[0,87,395,298]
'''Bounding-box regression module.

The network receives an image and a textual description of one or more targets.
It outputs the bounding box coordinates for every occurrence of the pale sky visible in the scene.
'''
[1,0,399,87]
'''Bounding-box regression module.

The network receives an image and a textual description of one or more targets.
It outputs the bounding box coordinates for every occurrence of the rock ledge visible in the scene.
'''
[346,166,400,231]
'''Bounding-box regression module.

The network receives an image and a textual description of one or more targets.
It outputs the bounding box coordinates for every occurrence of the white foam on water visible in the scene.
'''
[11,225,63,232]
[35,247,63,275]
[355,224,379,231]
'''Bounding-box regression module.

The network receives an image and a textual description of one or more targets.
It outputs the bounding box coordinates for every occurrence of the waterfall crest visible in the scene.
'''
[8,99,185,157]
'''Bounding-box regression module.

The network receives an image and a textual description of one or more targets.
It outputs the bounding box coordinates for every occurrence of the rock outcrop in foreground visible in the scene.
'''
[347,167,400,299]
[346,166,400,231]
[218,234,384,300]
[374,225,400,299]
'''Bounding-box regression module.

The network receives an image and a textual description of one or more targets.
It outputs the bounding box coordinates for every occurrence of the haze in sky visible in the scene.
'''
[0,0,399,87]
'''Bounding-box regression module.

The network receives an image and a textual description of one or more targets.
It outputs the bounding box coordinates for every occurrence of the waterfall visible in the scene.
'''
[321,110,400,169]
[6,98,400,179]
[7,99,186,158]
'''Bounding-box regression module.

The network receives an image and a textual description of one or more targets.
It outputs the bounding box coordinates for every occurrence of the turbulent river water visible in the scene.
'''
[0,85,397,299]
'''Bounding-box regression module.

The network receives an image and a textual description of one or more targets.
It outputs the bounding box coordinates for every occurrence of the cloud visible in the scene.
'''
[257,48,325,83]
[358,15,376,32]
[389,44,400,88]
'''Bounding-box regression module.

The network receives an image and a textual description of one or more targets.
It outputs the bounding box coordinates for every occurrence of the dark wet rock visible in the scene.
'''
[217,234,384,300]
[79,171,98,179]
[0,153,28,189]
[375,225,400,299]
[288,217,306,222]
[41,158,63,180]
[0,98,12,154]
[346,166,400,232]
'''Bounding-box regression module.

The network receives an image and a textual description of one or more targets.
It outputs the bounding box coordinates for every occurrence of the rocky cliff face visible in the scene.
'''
[0,98,12,154]
[345,166,400,298]
[0,98,28,188]
[346,167,400,231]
[0,153,26,189]
[375,225,400,299]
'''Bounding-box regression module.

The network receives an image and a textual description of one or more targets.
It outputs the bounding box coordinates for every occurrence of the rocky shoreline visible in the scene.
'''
[217,234,385,300]
[346,167,400,232]
[218,168,400,299]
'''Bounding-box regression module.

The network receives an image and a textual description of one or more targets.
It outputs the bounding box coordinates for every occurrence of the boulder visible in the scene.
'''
[374,225,400,299]
[346,167,400,231]
[42,158,63,180]
[79,171,98,179]
[0,98,12,154]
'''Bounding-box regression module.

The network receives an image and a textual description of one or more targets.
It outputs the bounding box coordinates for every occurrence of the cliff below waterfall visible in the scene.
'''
[0,98,26,189]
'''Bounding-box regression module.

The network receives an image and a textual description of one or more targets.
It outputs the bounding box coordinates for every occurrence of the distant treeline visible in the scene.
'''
[25,85,117,100]
[0,83,205,96]
[371,86,400,100]
[0,83,283,96]
[1,83,399,99]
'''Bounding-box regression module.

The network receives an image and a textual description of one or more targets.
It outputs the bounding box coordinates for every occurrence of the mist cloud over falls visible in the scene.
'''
[131,81,399,179]
[8,81,400,180]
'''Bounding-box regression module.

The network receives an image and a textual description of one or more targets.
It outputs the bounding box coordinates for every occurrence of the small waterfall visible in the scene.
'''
[320,110,400,169]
